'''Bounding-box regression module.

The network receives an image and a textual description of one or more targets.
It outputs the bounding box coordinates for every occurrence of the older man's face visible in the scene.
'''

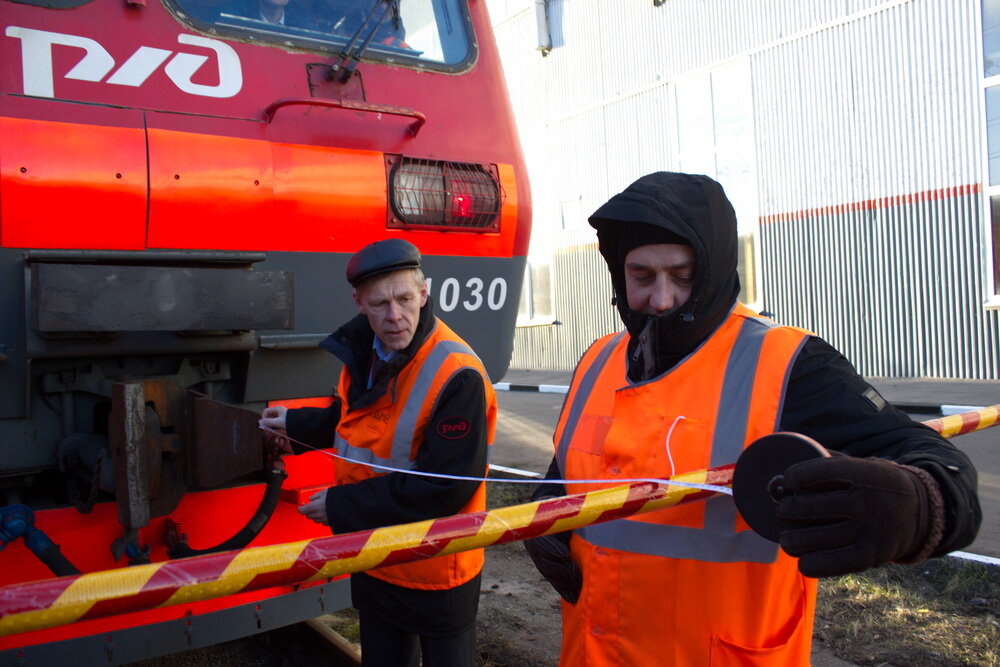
[623,243,696,316]
[354,270,428,350]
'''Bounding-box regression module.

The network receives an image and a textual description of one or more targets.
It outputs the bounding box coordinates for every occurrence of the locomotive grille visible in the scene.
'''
[387,157,503,231]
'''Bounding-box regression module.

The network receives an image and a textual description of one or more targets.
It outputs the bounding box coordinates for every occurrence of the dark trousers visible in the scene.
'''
[358,608,477,667]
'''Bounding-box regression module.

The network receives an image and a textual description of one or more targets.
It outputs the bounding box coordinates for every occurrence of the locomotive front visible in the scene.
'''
[0,0,529,660]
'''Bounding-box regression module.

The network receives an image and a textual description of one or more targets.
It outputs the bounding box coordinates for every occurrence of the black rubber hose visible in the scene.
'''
[36,542,82,577]
[0,505,80,577]
[167,466,288,559]
[2,504,84,577]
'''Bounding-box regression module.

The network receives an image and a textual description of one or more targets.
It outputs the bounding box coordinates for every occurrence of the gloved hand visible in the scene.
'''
[524,531,582,604]
[776,455,944,578]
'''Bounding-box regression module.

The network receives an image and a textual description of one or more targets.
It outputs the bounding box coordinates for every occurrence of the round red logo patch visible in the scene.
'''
[437,417,470,439]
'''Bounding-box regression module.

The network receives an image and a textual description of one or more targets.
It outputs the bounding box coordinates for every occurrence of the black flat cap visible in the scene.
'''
[346,239,422,286]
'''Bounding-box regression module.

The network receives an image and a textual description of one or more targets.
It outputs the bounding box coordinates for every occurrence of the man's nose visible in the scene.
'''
[385,301,403,319]
[649,277,678,313]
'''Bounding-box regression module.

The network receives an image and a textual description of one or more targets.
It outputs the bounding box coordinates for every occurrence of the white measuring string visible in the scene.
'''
[259,425,732,496]
[259,426,1000,566]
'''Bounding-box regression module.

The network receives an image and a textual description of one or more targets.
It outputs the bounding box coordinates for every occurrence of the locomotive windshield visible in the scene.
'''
[170,0,473,67]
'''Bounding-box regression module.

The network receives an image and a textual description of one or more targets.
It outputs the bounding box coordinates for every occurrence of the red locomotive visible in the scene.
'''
[0,0,529,661]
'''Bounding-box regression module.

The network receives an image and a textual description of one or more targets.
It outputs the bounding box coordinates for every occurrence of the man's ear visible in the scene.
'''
[419,284,429,307]
[353,288,364,313]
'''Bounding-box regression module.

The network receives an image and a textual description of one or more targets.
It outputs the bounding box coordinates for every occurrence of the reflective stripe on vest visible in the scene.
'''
[334,339,481,470]
[564,317,789,564]
[555,331,626,475]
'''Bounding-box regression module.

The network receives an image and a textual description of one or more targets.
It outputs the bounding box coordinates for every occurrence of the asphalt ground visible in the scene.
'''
[492,369,999,559]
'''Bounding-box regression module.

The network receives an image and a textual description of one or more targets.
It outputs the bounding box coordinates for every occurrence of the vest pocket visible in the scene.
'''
[709,603,809,666]
[568,414,614,455]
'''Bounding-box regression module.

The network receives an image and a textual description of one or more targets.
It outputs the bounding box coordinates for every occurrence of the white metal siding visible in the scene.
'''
[490,0,1000,379]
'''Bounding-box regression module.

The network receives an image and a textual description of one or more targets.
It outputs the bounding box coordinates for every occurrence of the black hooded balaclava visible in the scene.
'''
[589,172,741,381]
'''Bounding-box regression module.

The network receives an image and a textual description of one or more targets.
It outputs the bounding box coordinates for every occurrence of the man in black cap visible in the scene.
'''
[524,172,980,665]
[260,239,494,667]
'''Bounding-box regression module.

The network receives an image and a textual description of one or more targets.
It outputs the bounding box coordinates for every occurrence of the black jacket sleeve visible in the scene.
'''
[780,337,981,556]
[531,457,567,502]
[323,368,489,533]
[285,402,341,453]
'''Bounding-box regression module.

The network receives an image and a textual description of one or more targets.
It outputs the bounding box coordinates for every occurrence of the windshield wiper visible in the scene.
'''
[331,0,401,83]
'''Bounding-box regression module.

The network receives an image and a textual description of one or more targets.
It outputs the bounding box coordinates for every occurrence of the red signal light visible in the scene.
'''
[451,193,472,218]
[386,157,502,231]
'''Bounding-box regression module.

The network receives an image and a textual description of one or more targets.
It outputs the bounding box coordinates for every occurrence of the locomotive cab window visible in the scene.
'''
[170,0,474,68]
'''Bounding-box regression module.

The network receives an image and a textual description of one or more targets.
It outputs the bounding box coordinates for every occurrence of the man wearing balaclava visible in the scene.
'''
[524,172,980,666]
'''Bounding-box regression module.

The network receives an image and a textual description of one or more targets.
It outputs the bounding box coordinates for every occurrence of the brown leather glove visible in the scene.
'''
[776,456,944,577]
[524,531,582,604]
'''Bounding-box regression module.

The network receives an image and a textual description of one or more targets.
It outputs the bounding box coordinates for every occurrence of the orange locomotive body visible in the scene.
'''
[0,0,529,661]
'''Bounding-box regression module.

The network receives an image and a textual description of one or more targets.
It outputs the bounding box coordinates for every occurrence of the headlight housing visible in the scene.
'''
[387,156,502,231]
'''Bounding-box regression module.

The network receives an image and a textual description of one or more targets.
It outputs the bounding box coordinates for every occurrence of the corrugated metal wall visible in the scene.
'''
[761,190,997,377]
[754,0,999,379]
[513,244,618,370]
[489,0,1000,379]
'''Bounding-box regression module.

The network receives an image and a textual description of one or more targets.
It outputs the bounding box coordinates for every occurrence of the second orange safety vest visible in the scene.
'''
[555,304,816,666]
[334,319,497,590]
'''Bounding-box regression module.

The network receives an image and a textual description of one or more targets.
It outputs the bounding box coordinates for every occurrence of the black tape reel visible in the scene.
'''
[732,432,830,542]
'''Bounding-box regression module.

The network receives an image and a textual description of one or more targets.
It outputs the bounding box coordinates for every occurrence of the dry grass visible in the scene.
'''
[815,558,999,666]
[485,474,536,509]
[320,609,361,643]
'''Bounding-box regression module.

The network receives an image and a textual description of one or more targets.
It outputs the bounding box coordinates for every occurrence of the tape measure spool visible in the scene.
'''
[732,432,830,542]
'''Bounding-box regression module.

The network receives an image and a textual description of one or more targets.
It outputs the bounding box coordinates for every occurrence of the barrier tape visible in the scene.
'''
[923,404,999,438]
[1,404,996,638]
[0,467,730,638]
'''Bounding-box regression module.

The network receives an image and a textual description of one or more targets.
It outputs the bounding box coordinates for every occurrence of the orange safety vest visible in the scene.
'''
[334,318,496,590]
[555,304,816,666]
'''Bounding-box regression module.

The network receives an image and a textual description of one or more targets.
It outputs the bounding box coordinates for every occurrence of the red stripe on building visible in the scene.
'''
[760,183,982,225]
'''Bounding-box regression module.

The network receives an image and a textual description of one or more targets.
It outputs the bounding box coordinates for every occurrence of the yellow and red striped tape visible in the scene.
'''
[923,404,999,438]
[1,403,996,638]
[0,467,729,637]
